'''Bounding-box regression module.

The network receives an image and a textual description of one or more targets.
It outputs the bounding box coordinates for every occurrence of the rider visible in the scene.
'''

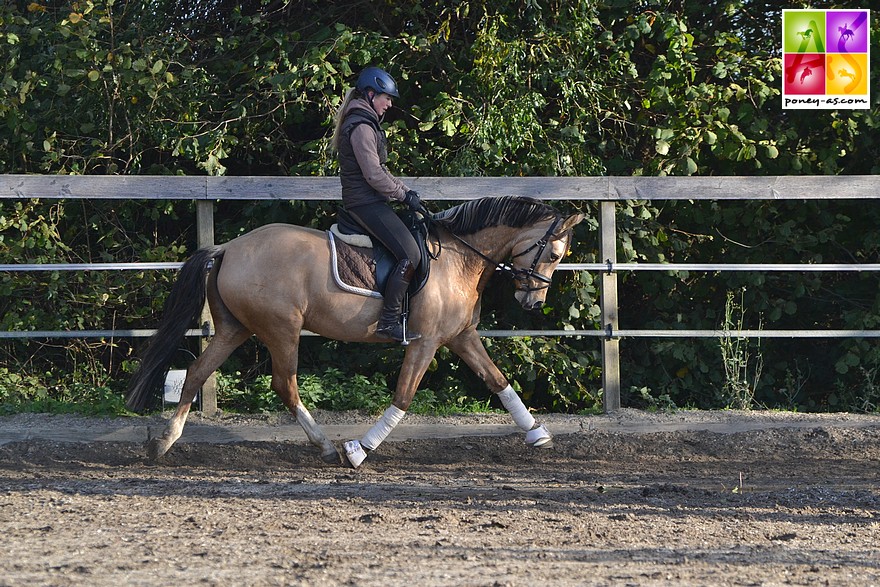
[332,66,425,343]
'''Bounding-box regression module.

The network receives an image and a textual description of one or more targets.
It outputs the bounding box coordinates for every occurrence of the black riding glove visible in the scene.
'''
[403,190,421,209]
[403,190,427,215]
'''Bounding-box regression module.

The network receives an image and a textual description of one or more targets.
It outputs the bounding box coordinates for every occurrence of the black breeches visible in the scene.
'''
[347,203,421,268]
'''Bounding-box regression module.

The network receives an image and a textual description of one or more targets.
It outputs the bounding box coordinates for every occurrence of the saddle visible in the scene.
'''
[328,208,431,299]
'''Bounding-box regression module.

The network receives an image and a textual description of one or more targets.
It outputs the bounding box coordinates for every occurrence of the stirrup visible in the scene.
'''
[376,322,421,345]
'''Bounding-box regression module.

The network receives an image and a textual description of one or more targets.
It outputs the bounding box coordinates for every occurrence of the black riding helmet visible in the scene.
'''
[356,67,400,99]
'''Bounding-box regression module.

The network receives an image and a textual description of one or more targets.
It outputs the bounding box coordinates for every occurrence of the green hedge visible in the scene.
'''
[1,0,879,413]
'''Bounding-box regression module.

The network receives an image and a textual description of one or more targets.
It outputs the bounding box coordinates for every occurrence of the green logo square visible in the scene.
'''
[783,10,827,53]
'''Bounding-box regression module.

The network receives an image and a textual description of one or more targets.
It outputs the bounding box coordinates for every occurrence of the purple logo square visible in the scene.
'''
[826,11,869,53]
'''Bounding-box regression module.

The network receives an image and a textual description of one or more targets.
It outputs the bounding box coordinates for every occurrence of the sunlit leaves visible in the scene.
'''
[1,1,879,412]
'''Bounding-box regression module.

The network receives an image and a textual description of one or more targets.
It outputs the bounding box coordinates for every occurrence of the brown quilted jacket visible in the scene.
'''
[337,97,409,208]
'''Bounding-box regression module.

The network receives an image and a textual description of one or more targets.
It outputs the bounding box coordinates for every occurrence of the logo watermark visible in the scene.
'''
[782,9,871,109]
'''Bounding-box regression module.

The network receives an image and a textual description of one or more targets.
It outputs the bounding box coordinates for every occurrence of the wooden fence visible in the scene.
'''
[3,174,880,414]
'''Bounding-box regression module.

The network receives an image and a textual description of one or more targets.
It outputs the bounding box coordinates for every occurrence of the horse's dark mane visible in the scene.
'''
[432,196,559,235]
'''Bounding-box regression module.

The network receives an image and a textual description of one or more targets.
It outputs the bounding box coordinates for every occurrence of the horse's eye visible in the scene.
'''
[550,253,561,262]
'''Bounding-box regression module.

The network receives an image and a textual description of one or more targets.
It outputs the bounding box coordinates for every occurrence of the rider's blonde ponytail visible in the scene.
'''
[331,88,357,153]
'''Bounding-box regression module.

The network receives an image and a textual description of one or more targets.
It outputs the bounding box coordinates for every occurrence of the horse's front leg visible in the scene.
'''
[344,342,436,469]
[446,328,553,448]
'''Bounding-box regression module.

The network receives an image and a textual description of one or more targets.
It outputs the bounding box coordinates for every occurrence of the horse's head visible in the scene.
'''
[509,212,585,311]
[434,197,586,310]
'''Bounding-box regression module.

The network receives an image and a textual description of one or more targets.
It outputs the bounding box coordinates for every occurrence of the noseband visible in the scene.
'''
[507,216,562,293]
[443,216,563,293]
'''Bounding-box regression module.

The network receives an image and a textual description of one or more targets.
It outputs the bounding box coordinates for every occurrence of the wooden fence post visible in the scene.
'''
[196,199,218,415]
[599,200,621,412]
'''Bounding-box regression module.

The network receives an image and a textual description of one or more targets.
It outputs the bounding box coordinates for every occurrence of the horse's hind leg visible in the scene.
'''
[147,325,250,460]
[294,402,341,464]
[446,328,553,448]
[266,336,341,464]
[146,255,251,460]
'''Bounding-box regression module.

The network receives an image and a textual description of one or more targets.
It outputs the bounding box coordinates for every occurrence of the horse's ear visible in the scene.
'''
[561,213,585,232]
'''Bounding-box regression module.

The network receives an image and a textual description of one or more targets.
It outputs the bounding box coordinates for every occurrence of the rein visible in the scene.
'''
[437,216,563,293]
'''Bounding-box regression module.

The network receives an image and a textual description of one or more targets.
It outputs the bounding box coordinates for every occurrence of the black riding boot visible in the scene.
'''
[376,259,421,343]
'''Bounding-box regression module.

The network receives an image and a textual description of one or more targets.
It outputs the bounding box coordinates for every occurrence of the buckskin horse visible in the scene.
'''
[126,196,584,468]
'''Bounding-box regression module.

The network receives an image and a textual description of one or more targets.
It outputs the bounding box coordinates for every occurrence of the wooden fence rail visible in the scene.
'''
[3,174,880,413]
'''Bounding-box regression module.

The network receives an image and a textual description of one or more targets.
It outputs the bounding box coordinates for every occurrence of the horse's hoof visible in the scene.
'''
[321,449,343,465]
[146,437,170,461]
[532,438,554,449]
[343,440,368,469]
[525,424,553,449]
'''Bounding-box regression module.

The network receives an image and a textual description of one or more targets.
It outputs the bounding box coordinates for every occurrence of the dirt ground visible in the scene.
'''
[1,408,879,587]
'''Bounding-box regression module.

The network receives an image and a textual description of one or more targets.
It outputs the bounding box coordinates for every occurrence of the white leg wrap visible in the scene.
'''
[497,385,536,432]
[344,440,368,468]
[360,405,406,451]
[525,423,553,447]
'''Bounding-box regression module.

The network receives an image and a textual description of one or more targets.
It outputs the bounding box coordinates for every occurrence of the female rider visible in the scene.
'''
[332,66,424,343]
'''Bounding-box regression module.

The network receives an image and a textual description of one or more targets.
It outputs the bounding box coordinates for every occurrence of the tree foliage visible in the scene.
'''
[1,0,879,412]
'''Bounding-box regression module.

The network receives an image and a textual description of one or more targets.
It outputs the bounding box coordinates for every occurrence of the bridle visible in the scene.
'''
[439,216,564,293]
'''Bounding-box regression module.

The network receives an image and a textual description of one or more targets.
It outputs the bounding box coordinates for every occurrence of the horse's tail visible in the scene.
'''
[125,246,225,413]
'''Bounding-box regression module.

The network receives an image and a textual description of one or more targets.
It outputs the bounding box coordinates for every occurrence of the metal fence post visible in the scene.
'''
[599,200,621,412]
[196,199,218,415]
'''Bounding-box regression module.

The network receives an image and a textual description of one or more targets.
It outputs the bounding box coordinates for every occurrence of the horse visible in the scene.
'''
[125,196,585,468]
[800,66,812,84]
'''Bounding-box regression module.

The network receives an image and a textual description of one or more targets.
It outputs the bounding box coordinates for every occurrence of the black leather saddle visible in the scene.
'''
[334,207,432,295]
